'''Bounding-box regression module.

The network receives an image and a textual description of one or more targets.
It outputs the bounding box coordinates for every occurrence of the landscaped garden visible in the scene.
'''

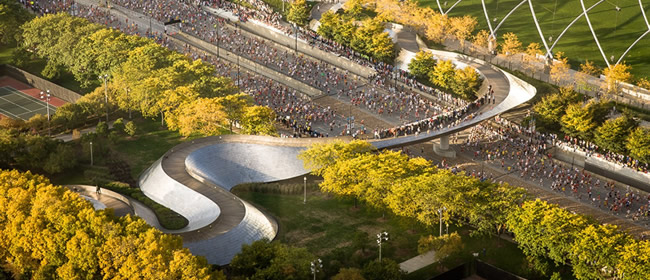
[233,180,567,279]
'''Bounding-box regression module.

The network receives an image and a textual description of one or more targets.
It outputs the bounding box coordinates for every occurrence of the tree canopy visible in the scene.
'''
[0,169,222,279]
[408,51,436,80]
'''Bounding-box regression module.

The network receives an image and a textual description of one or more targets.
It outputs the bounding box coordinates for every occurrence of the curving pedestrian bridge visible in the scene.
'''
[138,51,536,265]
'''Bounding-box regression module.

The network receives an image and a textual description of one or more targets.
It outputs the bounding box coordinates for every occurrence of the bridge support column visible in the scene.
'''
[433,135,456,158]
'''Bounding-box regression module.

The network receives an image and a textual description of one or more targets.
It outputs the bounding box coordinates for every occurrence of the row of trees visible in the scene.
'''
[19,13,276,137]
[507,199,650,279]
[300,141,650,279]
[0,169,222,279]
[0,121,76,174]
[230,239,404,280]
[299,140,526,237]
[365,0,477,48]
[534,87,650,163]
[408,51,482,100]
[318,10,395,63]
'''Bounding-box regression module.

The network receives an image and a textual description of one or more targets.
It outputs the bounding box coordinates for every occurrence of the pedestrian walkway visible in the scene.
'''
[399,250,437,274]
[66,184,134,217]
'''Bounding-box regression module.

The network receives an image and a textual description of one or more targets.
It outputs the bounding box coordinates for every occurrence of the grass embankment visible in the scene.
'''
[417,0,650,79]
[233,181,567,279]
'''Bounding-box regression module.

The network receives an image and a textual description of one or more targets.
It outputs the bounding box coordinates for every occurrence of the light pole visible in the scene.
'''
[39,90,51,135]
[99,74,109,122]
[294,22,298,53]
[303,176,307,204]
[90,141,94,166]
[310,259,322,280]
[376,231,389,263]
[438,207,447,237]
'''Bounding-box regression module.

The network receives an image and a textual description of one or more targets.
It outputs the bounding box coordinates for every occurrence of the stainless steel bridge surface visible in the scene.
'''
[137,52,536,265]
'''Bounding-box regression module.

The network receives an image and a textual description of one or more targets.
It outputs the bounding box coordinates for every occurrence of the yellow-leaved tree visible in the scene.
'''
[602,62,632,95]
[449,15,477,51]
[500,32,522,56]
[549,52,571,87]
[0,170,223,279]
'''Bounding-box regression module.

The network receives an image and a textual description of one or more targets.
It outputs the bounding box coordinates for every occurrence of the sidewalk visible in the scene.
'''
[399,250,437,274]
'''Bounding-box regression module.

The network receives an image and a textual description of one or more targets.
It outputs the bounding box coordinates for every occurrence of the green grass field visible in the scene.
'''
[417,0,650,78]
[233,182,568,279]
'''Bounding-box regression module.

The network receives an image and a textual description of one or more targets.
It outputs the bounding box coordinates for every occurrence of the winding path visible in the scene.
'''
[138,50,536,265]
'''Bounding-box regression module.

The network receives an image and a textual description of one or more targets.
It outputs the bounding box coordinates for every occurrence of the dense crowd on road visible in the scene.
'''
[458,117,650,225]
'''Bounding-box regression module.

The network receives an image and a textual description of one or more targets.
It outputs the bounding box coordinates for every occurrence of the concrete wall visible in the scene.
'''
[1,64,82,103]
[552,145,649,190]
[202,6,375,79]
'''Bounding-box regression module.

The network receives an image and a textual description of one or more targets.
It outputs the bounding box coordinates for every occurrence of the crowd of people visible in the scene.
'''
[458,117,650,225]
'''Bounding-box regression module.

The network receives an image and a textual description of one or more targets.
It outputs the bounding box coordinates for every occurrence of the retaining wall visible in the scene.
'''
[0,64,82,103]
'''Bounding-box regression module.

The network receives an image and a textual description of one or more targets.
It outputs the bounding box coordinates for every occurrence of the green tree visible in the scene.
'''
[0,0,32,46]
[230,239,314,280]
[594,115,637,154]
[317,11,339,39]
[298,140,375,175]
[124,121,137,137]
[570,224,632,280]
[417,233,463,257]
[408,51,436,80]
[362,259,405,280]
[616,239,650,280]
[369,32,395,63]
[43,144,77,174]
[451,66,481,100]
[165,98,227,137]
[332,268,366,280]
[287,0,310,26]
[217,93,251,132]
[343,0,363,18]
[533,87,580,128]
[112,118,125,134]
[429,59,456,90]
[506,200,588,266]
[240,106,276,135]
[560,100,611,139]
[626,127,650,163]
[353,231,370,253]
[334,19,357,46]
[96,121,108,136]
[230,239,278,277]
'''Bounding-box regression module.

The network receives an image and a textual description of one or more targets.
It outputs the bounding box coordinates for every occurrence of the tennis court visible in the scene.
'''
[0,86,56,120]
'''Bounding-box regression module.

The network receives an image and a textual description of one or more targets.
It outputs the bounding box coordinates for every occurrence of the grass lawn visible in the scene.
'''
[233,182,563,279]
[417,0,650,79]
[50,117,218,230]
[110,117,225,179]
[0,45,15,65]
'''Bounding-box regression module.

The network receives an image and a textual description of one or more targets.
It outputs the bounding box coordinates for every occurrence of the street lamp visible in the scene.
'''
[438,207,447,237]
[294,22,298,53]
[376,231,389,262]
[303,176,307,204]
[99,74,109,122]
[310,259,322,280]
[90,141,94,166]
[39,90,51,135]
